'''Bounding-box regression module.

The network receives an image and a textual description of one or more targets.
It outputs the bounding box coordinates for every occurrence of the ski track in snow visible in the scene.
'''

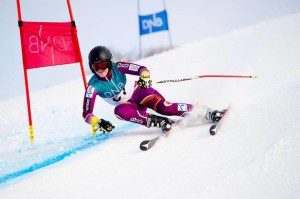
[0,123,138,184]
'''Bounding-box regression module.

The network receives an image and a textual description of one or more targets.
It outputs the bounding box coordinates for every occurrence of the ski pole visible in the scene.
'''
[154,75,257,84]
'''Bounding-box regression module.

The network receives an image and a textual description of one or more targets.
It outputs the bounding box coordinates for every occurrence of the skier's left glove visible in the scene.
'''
[138,70,152,88]
[97,119,115,134]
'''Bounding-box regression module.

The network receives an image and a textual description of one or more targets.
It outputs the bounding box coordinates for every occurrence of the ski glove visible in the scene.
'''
[138,70,152,89]
[97,119,115,134]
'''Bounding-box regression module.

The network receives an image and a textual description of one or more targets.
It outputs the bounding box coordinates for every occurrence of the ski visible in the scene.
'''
[140,104,231,151]
[140,136,160,151]
[139,119,180,151]
[209,104,231,135]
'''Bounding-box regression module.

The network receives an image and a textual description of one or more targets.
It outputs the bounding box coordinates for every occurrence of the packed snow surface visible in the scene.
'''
[0,13,300,198]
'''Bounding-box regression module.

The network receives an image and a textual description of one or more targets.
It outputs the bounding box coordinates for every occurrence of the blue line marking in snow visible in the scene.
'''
[0,123,138,184]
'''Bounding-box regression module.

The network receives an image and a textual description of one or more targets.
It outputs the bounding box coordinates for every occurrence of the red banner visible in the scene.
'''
[20,21,80,69]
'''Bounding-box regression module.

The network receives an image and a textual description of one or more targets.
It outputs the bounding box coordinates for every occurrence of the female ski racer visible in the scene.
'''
[82,46,223,134]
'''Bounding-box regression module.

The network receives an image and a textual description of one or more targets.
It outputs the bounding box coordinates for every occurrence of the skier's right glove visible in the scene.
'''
[138,70,152,88]
[97,119,115,134]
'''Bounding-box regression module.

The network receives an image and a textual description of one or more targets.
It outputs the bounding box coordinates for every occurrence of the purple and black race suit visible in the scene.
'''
[82,61,193,126]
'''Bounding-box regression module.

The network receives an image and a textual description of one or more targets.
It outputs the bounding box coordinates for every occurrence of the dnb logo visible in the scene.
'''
[139,10,169,35]
[141,14,163,33]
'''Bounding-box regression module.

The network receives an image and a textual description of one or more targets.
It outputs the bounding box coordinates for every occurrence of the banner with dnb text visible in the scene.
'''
[21,21,80,69]
[139,10,169,36]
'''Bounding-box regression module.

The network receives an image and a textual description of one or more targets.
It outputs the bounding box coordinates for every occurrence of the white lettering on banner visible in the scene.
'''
[28,36,39,53]
[129,64,140,71]
[28,25,69,64]
[142,14,163,33]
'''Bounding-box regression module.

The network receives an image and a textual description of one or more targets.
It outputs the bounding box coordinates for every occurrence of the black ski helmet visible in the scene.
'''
[88,46,112,73]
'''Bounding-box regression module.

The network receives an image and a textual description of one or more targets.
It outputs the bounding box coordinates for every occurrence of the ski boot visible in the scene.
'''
[146,114,173,133]
[206,109,226,123]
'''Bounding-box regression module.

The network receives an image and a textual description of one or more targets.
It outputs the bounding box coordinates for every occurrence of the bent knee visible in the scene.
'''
[114,104,129,120]
[114,105,123,120]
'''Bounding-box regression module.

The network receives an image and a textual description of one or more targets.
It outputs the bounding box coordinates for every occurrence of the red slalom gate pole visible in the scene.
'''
[17,0,35,144]
[66,0,87,89]
[66,0,94,135]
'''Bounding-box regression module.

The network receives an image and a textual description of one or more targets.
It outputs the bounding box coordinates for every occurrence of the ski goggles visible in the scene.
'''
[91,60,110,71]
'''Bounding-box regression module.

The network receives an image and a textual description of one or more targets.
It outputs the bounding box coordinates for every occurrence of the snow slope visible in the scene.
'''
[0,13,300,198]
